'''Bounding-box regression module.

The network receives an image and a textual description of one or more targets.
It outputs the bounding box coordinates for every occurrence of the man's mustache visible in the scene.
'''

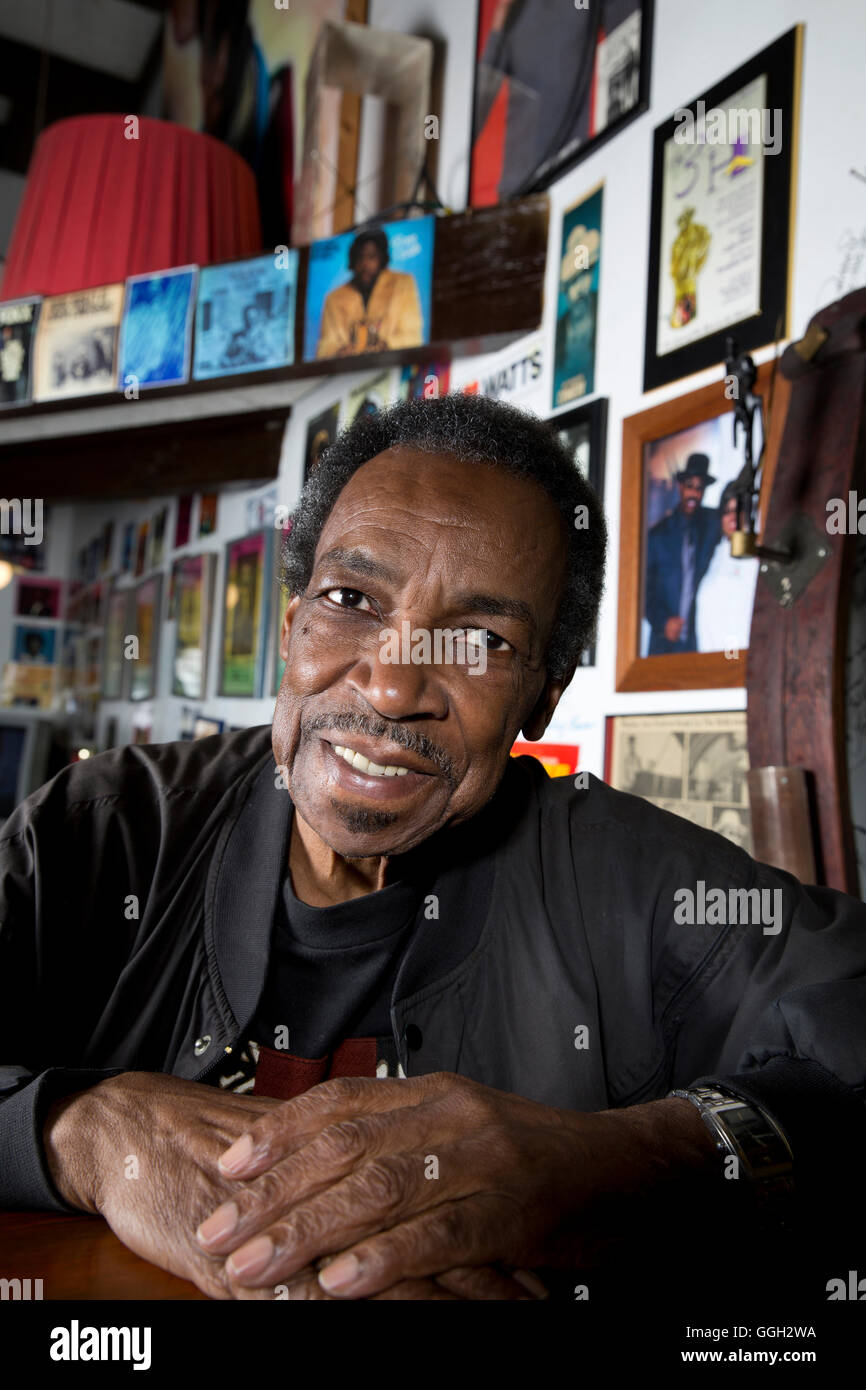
[302,710,457,784]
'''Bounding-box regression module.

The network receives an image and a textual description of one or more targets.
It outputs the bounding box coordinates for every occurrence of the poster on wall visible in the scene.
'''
[102,587,130,699]
[162,0,366,246]
[451,332,543,404]
[551,397,607,666]
[343,372,392,427]
[193,253,299,379]
[171,554,216,699]
[304,217,434,361]
[32,284,124,402]
[219,531,271,698]
[470,0,653,205]
[606,710,752,853]
[12,625,56,665]
[303,402,341,484]
[0,297,41,408]
[118,266,198,390]
[130,575,162,701]
[643,27,800,390]
[553,183,603,408]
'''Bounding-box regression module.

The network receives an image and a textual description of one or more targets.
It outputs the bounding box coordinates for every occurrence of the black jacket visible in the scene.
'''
[1,724,864,1283]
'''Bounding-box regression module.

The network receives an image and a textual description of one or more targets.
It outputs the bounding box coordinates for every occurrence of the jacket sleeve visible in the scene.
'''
[666,855,866,1248]
[0,798,127,1212]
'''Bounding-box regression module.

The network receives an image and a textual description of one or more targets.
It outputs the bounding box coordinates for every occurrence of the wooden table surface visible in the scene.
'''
[0,1210,208,1300]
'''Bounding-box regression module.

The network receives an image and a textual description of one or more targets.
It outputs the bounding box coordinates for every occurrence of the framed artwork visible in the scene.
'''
[552,182,603,409]
[118,265,198,391]
[170,554,216,700]
[199,494,219,538]
[0,296,41,408]
[174,495,193,550]
[616,362,784,692]
[193,253,298,379]
[643,26,801,391]
[605,710,752,854]
[12,624,56,665]
[550,397,608,668]
[470,0,653,205]
[130,575,162,701]
[303,403,341,486]
[14,577,63,620]
[219,531,272,698]
[101,586,130,699]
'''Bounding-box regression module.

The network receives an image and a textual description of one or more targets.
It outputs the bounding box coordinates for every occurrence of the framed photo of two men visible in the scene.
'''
[616,360,787,692]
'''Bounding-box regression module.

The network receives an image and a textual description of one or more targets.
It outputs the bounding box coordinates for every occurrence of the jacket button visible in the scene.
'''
[194,1035,212,1056]
[404,1024,423,1052]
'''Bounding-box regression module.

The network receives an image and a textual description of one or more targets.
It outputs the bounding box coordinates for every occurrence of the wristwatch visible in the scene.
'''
[669,1083,795,1223]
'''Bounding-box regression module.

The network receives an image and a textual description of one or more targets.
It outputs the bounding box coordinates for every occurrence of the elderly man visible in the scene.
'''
[1,396,864,1303]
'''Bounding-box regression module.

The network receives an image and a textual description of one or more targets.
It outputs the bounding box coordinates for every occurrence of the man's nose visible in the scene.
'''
[345,631,449,722]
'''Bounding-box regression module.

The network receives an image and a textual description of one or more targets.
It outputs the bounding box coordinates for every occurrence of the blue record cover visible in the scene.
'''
[304,216,435,363]
[118,266,198,390]
[193,253,298,379]
[0,296,41,408]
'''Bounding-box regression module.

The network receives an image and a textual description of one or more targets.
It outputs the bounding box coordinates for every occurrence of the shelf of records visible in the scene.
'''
[0,214,439,409]
[1,523,288,714]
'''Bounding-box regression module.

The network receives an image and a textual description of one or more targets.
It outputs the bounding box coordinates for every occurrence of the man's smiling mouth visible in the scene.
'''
[333,744,411,779]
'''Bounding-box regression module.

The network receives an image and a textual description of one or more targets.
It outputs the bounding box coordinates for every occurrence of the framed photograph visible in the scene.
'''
[616,363,784,692]
[193,252,298,379]
[643,27,801,391]
[303,403,341,486]
[101,587,130,699]
[0,296,41,408]
[219,531,272,698]
[14,577,63,620]
[171,554,216,700]
[552,182,603,409]
[470,0,653,205]
[32,283,124,402]
[118,265,198,391]
[605,710,752,854]
[12,624,56,665]
[303,216,435,362]
[130,575,162,701]
[550,397,607,667]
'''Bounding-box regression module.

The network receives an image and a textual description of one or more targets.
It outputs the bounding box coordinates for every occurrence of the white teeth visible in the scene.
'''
[333,745,410,777]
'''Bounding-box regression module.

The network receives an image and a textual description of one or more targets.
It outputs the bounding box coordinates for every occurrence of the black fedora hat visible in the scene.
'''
[675,453,716,485]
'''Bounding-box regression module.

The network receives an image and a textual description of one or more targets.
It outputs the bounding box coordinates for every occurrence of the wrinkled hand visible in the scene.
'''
[43,1072,542,1300]
[195,1073,709,1299]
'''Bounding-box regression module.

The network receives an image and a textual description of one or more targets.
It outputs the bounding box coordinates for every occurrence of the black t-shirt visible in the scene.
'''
[212,870,424,1093]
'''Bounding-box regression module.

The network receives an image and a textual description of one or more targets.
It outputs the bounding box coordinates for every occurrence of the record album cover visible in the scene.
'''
[32,284,124,402]
[118,266,198,390]
[193,253,298,379]
[0,296,41,408]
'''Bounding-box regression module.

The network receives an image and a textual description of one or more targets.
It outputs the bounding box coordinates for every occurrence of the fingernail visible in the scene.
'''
[512,1270,549,1300]
[197,1201,238,1246]
[219,1134,254,1174]
[318,1253,360,1292]
[227,1234,273,1279]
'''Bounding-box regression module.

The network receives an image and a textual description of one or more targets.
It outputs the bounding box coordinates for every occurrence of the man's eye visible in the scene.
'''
[325,587,375,612]
[463,628,512,653]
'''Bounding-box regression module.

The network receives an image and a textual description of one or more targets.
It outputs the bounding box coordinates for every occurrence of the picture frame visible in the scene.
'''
[218,530,272,698]
[303,402,341,486]
[552,182,603,410]
[101,586,131,699]
[616,361,785,692]
[130,574,162,702]
[605,709,752,854]
[469,0,654,206]
[170,554,216,700]
[549,397,608,668]
[643,26,801,392]
[14,576,64,620]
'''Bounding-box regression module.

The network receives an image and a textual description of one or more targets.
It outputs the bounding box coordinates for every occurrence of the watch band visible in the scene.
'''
[669,1083,795,1222]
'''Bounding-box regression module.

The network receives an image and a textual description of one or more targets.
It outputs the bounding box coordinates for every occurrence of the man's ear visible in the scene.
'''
[280,595,301,662]
[521,671,573,742]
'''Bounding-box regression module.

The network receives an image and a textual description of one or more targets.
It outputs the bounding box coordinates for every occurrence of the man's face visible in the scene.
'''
[272,448,570,858]
[354,242,384,288]
[678,474,706,516]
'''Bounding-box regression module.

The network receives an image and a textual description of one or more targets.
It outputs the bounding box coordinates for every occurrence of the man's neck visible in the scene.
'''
[288,812,389,907]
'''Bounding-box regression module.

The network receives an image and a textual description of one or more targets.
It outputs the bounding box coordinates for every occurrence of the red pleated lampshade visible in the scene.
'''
[1,115,262,299]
